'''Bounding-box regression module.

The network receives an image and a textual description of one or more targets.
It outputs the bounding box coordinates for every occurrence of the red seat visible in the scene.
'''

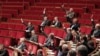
[56,29,65,38]
[4,38,12,46]
[14,24,24,31]
[0,23,8,29]
[8,24,15,29]
[0,30,9,37]
[38,35,46,44]
[16,31,24,39]
[0,37,4,44]
[44,27,51,34]
[9,31,17,38]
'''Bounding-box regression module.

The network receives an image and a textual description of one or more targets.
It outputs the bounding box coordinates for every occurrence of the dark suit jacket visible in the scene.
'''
[91,20,100,37]
[70,23,80,31]
[40,20,51,27]
[17,42,26,51]
[0,49,9,56]
[63,28,73,41]
[52,21,62,28]
[42,31,54,47]
[22,22,34,33]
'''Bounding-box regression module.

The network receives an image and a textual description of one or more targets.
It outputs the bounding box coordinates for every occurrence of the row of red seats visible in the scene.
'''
[0,22,40,33]
[0,29,24,39]
[44,27,66,39]
[36,2,94,9]
[0,37,12,46]
[0,23,25,31]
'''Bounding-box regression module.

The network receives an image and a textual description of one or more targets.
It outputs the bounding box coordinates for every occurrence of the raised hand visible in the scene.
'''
[21,18,24,23]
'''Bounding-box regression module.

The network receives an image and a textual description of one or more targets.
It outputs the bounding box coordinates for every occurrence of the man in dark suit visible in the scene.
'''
[51,16,62,28]
[65,8,75,23]
[63,27,73,41]
[29,30,38,42]
[90,15,100,38]
[70,18,80,31]
[16,38,27,52]
[39,16,51,32]
[0,44,9,56]
[21,18,34,39]
[41,31,54,48]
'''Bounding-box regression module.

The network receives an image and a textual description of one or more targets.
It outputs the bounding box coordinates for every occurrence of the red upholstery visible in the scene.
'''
[38,35,46,44]
[16,31,24,39]
[0,30,9,37]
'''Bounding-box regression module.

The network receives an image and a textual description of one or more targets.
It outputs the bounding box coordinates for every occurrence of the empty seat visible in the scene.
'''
[38,35,46,44]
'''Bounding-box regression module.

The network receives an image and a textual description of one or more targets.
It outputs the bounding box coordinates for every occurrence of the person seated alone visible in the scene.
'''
[51,16,62,28]
[0,44,9,56]
[21,18,34,39]
[70,18,80,31]
[90,15,100,38]
[29,30,38,43]
[41,31,55,48]
[39,16,51,32]
[63,27,73,41]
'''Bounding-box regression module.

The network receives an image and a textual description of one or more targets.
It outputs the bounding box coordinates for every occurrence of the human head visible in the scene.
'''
[44,16,48,20]
[72,18,78,24]
[87,40,95,49]
[95,23,100,30]
[67,50,76,56]
[54,16,58,21]
[19,38,25,43]
[28,22,32,26]
[76,45,88,56]
[62,44,69,51]
[0,44,4,50]
[69,8,74,12]
[31,30,35,35]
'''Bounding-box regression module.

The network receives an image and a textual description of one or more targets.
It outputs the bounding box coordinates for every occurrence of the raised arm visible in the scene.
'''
[91,14,95,29]
[21,18,27,26]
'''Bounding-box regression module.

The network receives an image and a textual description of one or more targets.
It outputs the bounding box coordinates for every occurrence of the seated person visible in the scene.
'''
[16,38,27,52]
[63,27,73,41]
[65,8,75,23]
[70,18,80,31]
[42,31,55,48]
[0,44,9,56]
[57,42,69,56]
[51,16,62,28]
[76,45,88,56]
[21,18,34,39]
[90,15,100,38]
[67,49,76,56]
[29,30,38,42]
[13,38,27,56]
[39,16,51,32]
[91,23,100,38]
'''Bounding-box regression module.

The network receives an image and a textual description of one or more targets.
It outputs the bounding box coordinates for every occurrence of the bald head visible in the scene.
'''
[95,23,100,29]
